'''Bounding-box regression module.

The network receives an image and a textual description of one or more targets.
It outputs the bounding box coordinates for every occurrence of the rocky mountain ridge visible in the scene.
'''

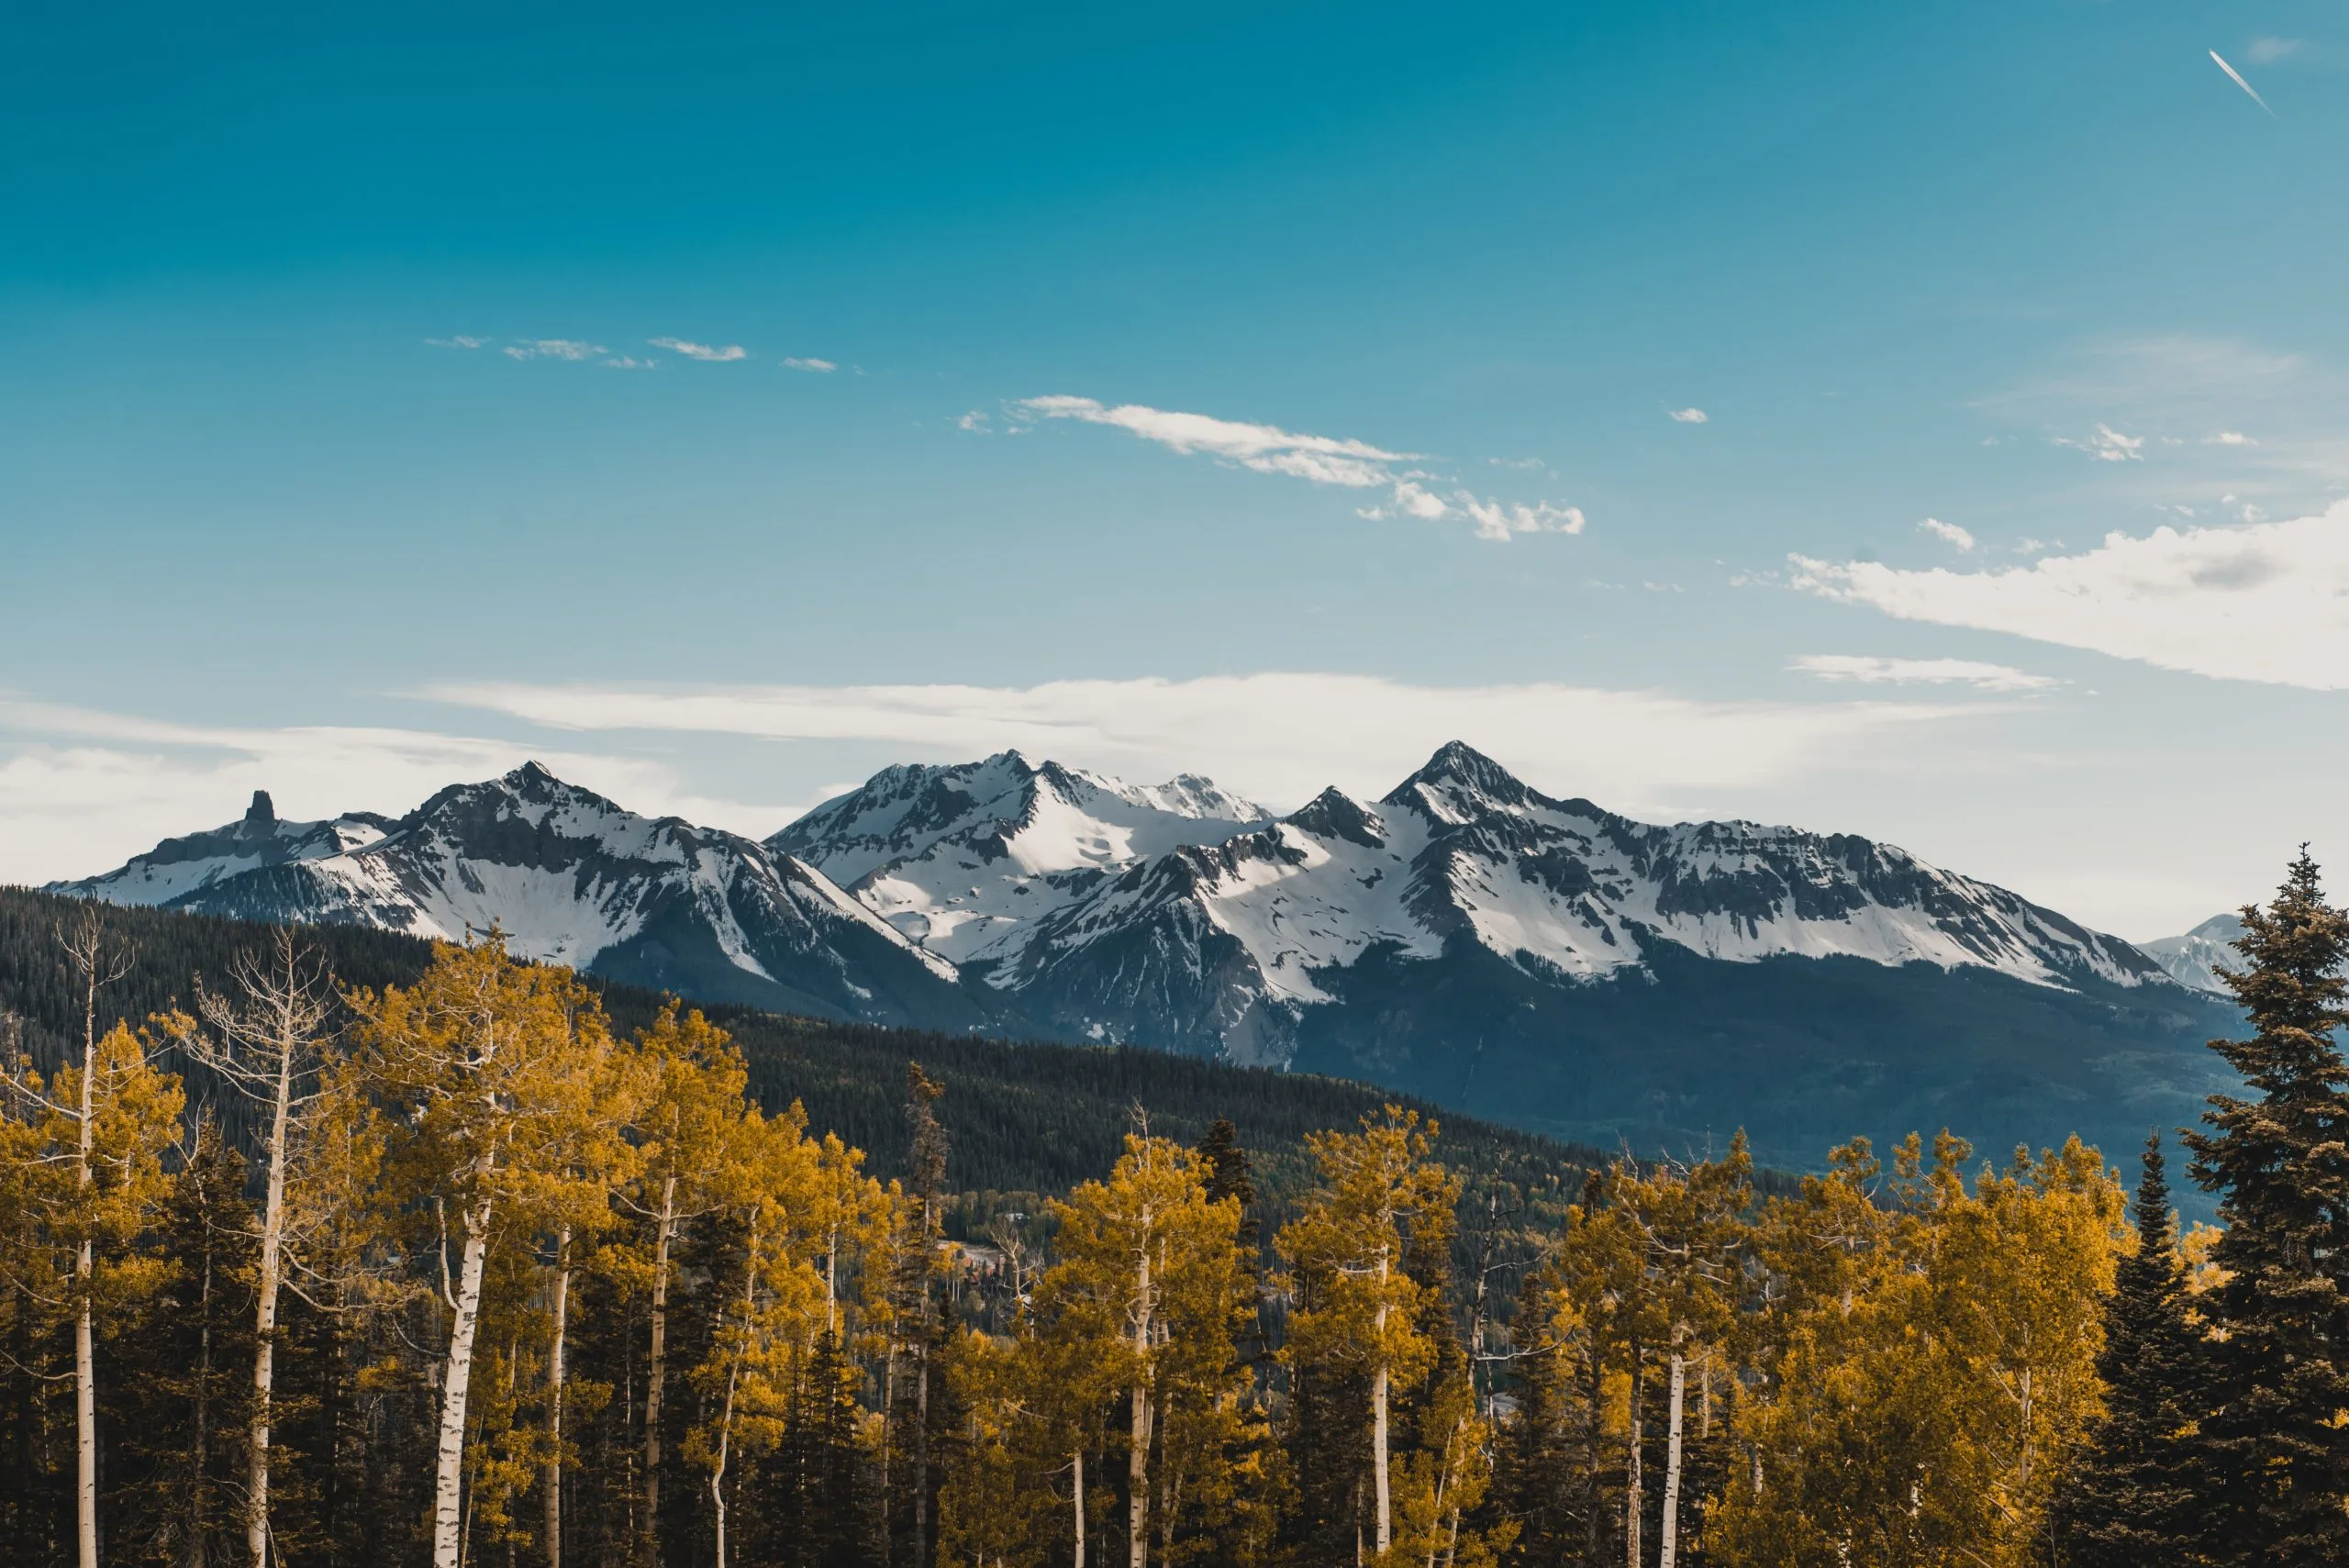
[53,743,2237,1168]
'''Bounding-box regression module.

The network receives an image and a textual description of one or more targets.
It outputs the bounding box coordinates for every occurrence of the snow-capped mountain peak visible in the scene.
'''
[768,751,1274,966]
[2140,913,2244,995]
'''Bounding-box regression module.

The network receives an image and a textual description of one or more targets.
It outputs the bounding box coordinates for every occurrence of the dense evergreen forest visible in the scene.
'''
[6,859,2349,1567]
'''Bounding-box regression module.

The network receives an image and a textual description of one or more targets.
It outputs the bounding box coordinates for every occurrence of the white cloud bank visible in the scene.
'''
[1014,395,1585,541]
[1789,501,2349,688]
[427,673,1965,822]
[0,701,793,887]
[1792,655,2056,693]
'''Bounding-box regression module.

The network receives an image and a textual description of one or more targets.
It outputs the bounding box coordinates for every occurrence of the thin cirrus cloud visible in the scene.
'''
[783,357,837,373]
[651,337,749,362]
[501,339,607,361]
[1791,655,2056,693]
[425,672,1969,822]
[1668,407,1709,424]
[1917,517,1976,551]
[1788,500,2349,690]
[1012,395,1585,542]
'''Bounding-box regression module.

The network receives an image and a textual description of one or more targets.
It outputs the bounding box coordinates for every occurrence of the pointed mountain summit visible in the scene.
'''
[770,749,1271,967]
[2140,912,2245,995]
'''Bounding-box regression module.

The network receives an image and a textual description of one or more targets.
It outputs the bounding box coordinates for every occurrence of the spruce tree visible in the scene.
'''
[2050,1132,2198,1567]
[2182,851,2349,1565]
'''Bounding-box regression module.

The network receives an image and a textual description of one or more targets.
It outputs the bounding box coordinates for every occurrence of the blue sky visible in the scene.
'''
[5,0,2347,937]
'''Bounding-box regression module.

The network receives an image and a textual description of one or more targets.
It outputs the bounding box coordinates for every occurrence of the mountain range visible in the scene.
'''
[50,743,2243,1171]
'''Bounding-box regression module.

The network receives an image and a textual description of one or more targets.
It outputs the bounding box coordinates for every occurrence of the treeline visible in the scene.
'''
[8,853,2349,1567]
[0,886,1659,1208]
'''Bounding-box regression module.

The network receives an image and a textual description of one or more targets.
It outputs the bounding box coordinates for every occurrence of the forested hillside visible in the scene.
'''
[5,868,2344,1568]
[0,887,1630,1207]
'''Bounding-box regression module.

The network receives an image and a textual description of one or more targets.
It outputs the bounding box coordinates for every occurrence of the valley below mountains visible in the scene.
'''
[52,743,2244,1173]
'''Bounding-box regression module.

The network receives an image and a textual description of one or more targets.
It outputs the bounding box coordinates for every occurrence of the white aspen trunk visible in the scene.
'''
[75,979,98,1568]
[195,1219,216,1547]
[544,1229,572,1568]
[826,1229,839,1338]
[1373,1239,1396,1558]
[76,1262,96,1568]
[1423,1419,1460,1568]
[1625,1348,1642,1568]
[710,1226,758,1568]
[249,1041,295,1568]
[1073,1450,1085,1568]
[432,1195,495,1568]
[710,1359,740,1568]
[1659,1352,1687,1568]
[645,1175,677,1539]
[1130,1206,1153,1568]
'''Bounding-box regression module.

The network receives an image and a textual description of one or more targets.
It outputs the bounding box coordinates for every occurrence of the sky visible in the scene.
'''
[3,0,2346,940]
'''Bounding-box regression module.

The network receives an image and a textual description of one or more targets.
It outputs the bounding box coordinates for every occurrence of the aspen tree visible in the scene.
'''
[1611,1137,1751,1568]
[2,913,183,1568]
[1709,1132,2123,1568]
[1278,1107,1456,1561]
[616,1003,748,1554]
[687,1100,849,1568]
[1045,1134,1248,1568]
[351,934,620,1568]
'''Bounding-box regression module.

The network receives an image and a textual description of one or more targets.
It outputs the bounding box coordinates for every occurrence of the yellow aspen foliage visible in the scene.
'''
[1707,1131,2127,1568]
[1277,1106,1459,1563]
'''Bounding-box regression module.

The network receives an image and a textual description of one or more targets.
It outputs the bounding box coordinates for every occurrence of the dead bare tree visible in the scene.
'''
[174,926,340,1568]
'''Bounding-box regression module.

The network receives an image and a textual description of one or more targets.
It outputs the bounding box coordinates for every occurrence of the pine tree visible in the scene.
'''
[2050,1132,2199,1567]
[2182,851,2349,1565]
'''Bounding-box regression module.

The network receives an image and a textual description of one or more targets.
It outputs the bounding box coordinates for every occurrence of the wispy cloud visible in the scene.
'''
[1013,395,1586,541]
[426,673,1968,822]
[503,339,607,361]
[1017,395,1410,485]
[2209,50,2276,116]
[426,335,490,350]
[783,357,837,373]
[651,337,749,362]
[1487,456,1546,471]
[2052,422,2144,462]
[954,410,990,431]
[2210,430,2255,446]
[1918,517,1976,551]
[1791,655,2055,693]
[2246,37,2300,65]
[1668,407,1709,424]
[1789,500,2349,689]
[603,356,658,371]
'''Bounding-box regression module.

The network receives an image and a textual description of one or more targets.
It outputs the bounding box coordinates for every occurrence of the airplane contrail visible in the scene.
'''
[2210,49,2276,116]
